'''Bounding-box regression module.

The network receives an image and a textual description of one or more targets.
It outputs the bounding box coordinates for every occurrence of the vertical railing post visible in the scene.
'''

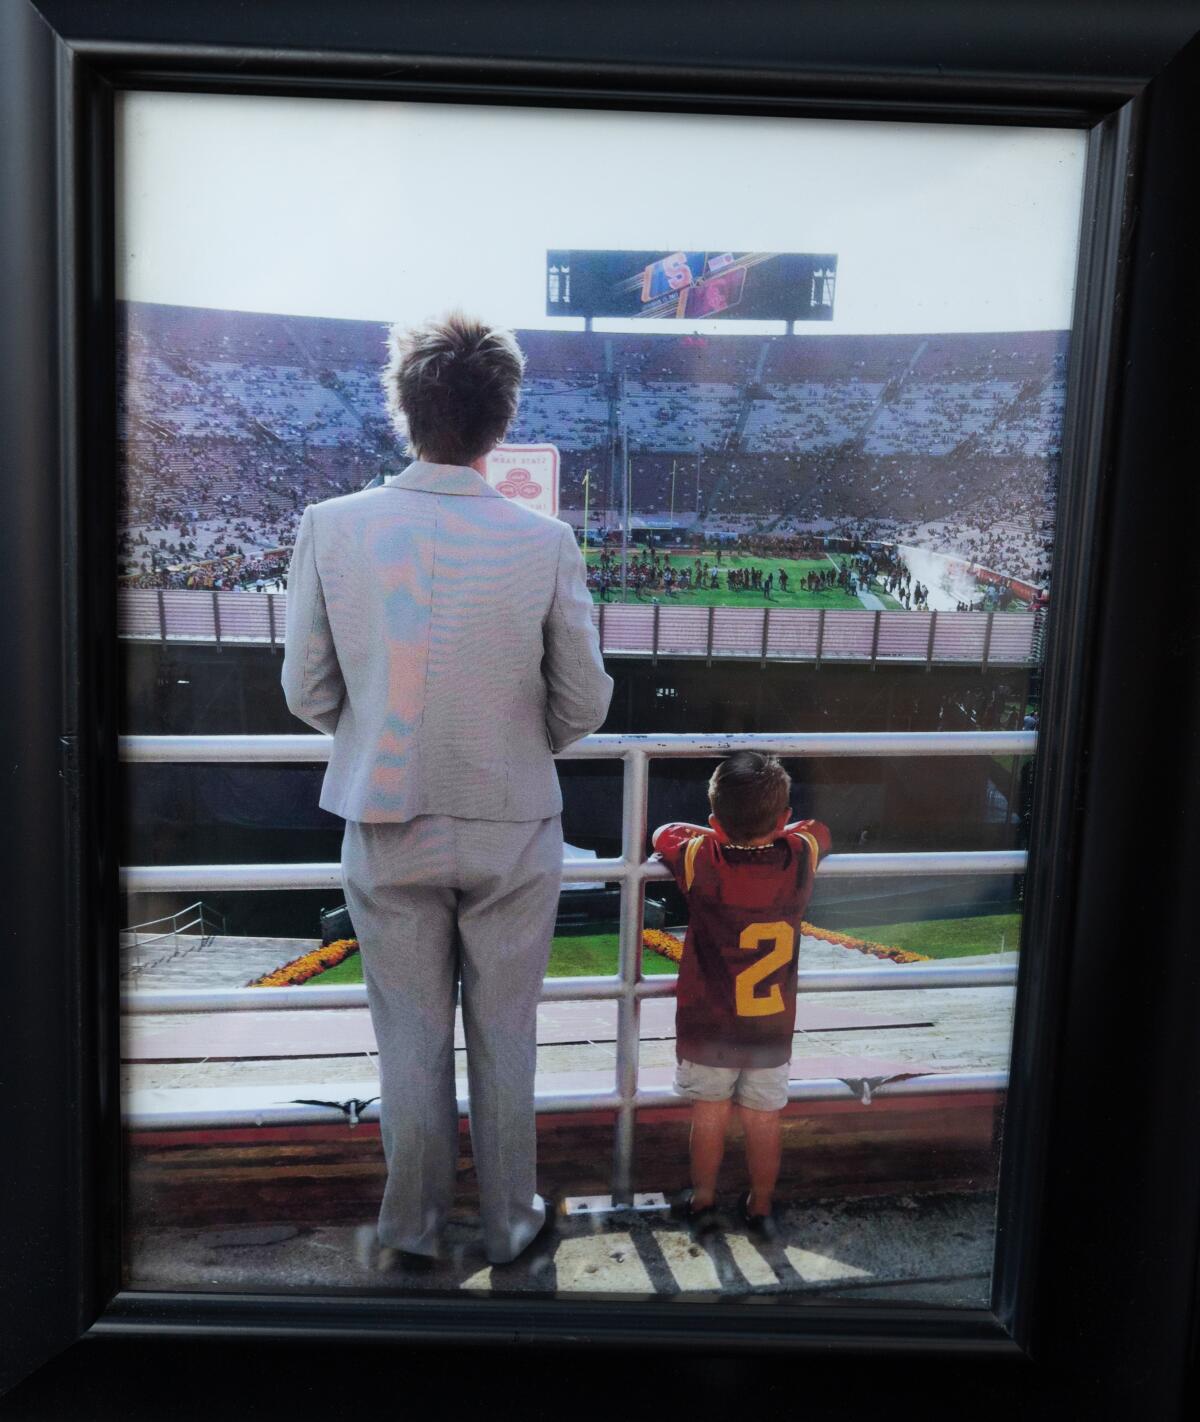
[1007,752,1021,830]
[925,609,938,671]
[212,590,222,651]
[815,608,826,669]
[598,601,606,654]
[760,607,770,669]
[870,609,881,670]
[157,589,167,643]
[981,610,995,673]
[651,601,660,666]
[1032,608,1046,665]
[705,604,715,667]
[612,749,648,1205]
[267,592,277,650]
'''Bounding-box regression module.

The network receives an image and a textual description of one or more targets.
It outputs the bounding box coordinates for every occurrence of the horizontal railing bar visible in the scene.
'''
[124,977,622,1014]
[535,974,623,1002]
[123,900,206,932]
[634,1070,1010,1110]
[121,961,1016,1014]
[121,924,195,950]
[635,961,1018,995]
[123,1091,617,1131]
[120,984,378,1013]
[119,850,1026,895]
[819,851,1026,878]
[118,638,1039,671]
[120,858,622,893]
[119,729,1036,763]
[122,1069,1008,1131]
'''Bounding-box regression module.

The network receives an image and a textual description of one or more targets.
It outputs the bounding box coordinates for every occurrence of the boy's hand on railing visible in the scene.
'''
[785,819,833,864]
[650,821,709,851]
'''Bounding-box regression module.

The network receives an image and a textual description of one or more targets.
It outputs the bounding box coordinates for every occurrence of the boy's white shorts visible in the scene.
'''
[674,1057,790,1112]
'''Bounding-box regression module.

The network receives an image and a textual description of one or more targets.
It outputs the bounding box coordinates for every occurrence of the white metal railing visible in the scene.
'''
[121,897,225,948]
[120,731,1031,1193]
[117,588,1041,669]
[119,899,225,980]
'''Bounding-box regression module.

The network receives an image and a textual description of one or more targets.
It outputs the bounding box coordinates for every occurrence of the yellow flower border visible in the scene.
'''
[642,923,928,966]
[248,938,360,987]
[249,921,929,988]
[641,927,685,964]
[798,922,930,964]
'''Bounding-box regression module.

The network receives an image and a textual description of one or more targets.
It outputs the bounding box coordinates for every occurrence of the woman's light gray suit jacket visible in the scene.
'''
[281,460,613,823]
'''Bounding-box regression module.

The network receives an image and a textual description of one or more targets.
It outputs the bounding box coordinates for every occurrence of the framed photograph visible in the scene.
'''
[4,1,1199,1415]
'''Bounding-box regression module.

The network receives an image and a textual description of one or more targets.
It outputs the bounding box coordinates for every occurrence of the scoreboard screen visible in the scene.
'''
[546,250,836,321]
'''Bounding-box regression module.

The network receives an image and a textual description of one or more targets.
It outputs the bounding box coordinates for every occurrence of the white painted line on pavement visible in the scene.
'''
[655,1230,722,1291]
[554,1233,653,1292]
[725,1233,779,1287]
[785,1246,872,1283]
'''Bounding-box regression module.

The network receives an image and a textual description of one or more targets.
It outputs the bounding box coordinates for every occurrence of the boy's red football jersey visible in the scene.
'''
[652,820,832,1068]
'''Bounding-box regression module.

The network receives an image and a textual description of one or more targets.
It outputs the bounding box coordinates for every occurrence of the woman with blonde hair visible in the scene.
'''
[283,310,612,1269]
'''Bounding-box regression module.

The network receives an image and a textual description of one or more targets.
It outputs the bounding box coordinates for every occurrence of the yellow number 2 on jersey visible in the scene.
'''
[734,921,796,1017]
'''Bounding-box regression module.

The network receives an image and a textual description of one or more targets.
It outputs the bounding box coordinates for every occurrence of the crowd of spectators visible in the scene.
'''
[117,304,1063,593]
[743,381,883,451]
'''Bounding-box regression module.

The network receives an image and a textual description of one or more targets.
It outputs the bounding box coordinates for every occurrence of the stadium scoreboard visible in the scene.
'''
[546,250,837,321]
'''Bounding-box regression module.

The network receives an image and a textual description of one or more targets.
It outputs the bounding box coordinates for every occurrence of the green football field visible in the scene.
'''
[305,933,679,984]
[584,550,905,611]
[831,912,1021,960]
[303,913,1019,987]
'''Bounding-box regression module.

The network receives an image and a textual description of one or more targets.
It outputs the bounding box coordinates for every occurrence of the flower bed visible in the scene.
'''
[248,938,359,987]
[798,922,930,964]
[641,927,686,965]
[642,923,929,966]
[249,921,928,987]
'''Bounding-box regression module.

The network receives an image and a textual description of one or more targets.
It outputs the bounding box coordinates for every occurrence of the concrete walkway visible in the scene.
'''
[120,934,317,990]
[124,1187,995,1307]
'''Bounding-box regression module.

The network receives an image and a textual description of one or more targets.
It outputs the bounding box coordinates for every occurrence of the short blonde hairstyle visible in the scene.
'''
[381,310,526,466]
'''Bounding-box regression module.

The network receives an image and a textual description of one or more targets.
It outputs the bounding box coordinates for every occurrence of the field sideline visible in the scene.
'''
[584,550,905,611]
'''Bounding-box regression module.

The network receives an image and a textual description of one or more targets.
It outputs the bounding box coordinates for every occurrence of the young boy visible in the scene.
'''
[651,751,831,1240]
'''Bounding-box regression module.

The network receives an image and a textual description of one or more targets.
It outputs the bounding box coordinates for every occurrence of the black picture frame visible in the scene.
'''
[4,2,1199,1415]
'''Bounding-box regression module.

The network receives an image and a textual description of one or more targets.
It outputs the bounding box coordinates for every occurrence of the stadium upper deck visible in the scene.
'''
[118,304,1064,586]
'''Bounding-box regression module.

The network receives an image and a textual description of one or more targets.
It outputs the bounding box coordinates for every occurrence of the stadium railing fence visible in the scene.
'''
[118,589,1039,669]
[120,730,1032,1201]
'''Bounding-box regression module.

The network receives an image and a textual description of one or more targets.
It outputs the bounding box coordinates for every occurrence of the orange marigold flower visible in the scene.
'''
[800,921,930,963]
[641,928,684,964]
[248,937,361,987]
[640,921,928,968]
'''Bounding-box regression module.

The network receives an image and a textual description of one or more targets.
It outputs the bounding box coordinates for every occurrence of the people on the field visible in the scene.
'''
[651,752,831,1241]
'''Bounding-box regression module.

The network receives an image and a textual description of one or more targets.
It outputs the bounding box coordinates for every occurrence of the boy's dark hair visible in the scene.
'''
[707,751,791,842]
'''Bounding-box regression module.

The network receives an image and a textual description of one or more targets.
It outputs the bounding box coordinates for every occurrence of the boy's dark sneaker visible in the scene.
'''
[739,1193,779,1243]
[671,1189,721,1238]
[397,1249,441,1272]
